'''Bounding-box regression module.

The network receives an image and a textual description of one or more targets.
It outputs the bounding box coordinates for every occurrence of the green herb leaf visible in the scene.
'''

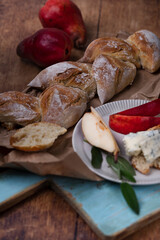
[120,169,136,183]
[120,182,140,214]
[117,156,136,176]
[106,154,136,182]
[108,164,122,179]
[91,146,103,168]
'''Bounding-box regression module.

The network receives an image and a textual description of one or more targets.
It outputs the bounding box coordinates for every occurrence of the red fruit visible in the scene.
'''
[39,0,86,48]
[16,28,73,68]
[109,114,160,134]
[117,99,160,116]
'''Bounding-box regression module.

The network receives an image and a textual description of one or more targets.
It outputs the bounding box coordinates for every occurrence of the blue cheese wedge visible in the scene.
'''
[123,130,160,164]
[140,133,160,164]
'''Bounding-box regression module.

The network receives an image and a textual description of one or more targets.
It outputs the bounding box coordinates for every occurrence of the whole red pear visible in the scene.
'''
[39,0,86,48]
[16,28,73,68]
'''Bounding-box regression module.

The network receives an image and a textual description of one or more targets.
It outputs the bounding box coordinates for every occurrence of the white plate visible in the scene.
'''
[72,99,160,185]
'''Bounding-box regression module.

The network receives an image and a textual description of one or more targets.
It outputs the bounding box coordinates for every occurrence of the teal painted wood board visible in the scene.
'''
[1,170,160,239]
[0,170,48,212]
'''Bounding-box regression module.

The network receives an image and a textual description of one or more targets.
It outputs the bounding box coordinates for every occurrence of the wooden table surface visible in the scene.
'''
[0,0,160,239]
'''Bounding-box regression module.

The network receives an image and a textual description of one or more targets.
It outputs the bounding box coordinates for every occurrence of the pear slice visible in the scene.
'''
[82,107,119,159]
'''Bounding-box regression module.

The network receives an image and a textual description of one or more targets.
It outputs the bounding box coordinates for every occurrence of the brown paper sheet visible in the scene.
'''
[0,32,160,180]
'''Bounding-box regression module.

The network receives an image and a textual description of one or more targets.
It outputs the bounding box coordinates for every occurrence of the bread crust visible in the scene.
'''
[79,37,141,68]
[40,85,87,129]
[127,30,160,73]
[0,91,41,126]
[27,61,96,100]
[52,67,96,100]
[91,55,136,103]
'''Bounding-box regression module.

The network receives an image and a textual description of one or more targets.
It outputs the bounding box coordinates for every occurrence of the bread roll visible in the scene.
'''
[79,37,140,68]
[40,85,88,129]
[10,122,67,152]
[28,61,93,91]
[0,91,41,126]
[91,55,136,104]
[127,30,160,73]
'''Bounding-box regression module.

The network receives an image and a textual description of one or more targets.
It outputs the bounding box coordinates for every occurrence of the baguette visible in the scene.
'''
[91,55,136,104]
[10,122,67,152]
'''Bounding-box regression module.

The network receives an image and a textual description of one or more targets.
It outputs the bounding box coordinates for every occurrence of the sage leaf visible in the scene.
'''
[120,169,136,183]
[117,156,136,176]
[106,154,135,180]
[109,164,122,179]
[120,182,140,214]
[91,146,103,168]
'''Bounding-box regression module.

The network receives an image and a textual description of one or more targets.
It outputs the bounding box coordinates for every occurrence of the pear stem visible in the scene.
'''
[114,151,119,163]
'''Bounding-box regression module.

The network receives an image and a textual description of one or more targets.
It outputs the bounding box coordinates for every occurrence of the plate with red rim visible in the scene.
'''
[72,99,160,185]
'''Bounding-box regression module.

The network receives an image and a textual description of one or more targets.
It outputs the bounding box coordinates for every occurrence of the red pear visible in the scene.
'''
[16,28,73,68]
[116,99,160,116]
[39,0,86,48]
[109,114,160,134]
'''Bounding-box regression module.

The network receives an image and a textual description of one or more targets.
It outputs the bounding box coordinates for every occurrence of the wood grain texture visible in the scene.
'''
[0,189,102,240]
[1,0,160,239]
[1,188,160,240]
[99,0,160,38]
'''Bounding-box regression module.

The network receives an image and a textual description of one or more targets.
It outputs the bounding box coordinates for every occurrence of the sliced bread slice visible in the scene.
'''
[131,155,152,174]
[10,122,67,152]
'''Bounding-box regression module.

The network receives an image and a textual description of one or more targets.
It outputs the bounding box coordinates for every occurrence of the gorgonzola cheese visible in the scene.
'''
[123,130,160,163]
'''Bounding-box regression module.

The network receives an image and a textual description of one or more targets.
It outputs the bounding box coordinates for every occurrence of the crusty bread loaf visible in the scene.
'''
[0,91,41,126]
[10,122,67,152]
[40,85,88,129]
[91,55,136,104]
[78,37,141,68]
[127,30,160,73]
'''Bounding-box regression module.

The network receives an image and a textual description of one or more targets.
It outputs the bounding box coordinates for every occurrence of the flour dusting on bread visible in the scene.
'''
[127,30,160,72]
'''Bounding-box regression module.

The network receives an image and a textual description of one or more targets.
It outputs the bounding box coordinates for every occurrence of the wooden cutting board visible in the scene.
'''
[1,169,160,240]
